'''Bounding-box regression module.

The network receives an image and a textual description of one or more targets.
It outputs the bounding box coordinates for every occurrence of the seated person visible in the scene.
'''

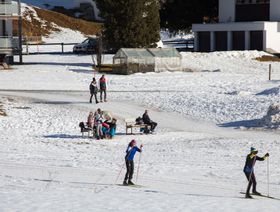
[108,118,117,138]
[87,111,94,128]
[142,110,157,132]
[102,118,117,139]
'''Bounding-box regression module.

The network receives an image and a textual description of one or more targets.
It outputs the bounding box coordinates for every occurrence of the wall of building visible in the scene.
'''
[265,23,280,53]
[270,0,280,21]
[219,0,235,23]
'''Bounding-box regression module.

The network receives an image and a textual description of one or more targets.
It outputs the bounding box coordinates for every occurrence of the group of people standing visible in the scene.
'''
[89,75,107,104]
[87,108,117,140]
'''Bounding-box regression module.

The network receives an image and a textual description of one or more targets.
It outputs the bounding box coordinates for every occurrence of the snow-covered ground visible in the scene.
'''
[1,49,280,211]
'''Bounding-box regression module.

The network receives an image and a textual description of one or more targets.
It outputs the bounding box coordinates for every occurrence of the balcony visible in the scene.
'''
[0,37,19,54]
[0,3,19,16]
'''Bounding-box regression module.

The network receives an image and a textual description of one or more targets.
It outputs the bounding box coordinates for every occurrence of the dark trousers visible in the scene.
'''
[90,93,98,103]
[245,172,257,194]
[100,89,107,101]
[148,121,157,131]
[124,160,134,181]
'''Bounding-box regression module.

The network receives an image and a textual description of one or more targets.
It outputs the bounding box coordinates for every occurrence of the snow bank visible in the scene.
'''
[160,30,193,41]
[261,104,280,128]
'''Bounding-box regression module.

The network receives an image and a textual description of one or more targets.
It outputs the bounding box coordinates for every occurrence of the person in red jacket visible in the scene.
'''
[99,75,107,102]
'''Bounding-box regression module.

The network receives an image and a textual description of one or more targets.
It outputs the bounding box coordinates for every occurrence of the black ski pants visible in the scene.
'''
[90,93,98,103]
[124,160,134,181]
[146,121,157,131]
[245,172,257,194]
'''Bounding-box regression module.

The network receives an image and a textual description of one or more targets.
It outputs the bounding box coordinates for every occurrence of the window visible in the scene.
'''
[236,0,269,4]
[235,0,270,21]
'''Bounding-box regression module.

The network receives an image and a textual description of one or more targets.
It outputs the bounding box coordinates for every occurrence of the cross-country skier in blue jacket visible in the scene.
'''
[123,139,143,185]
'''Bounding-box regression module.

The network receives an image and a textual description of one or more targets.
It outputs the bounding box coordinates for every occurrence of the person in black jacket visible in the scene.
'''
[89,77,99,104]
[243,147,269,198]
[142,110,157,132]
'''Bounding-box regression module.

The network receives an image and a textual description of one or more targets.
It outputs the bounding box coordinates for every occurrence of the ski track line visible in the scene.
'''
[1,90,280,141]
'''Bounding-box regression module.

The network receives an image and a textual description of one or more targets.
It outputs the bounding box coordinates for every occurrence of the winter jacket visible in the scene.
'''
[125,146,141,161]
[99,77,107,90]
[94,113,103,126]
[142,113,151,124]
[243,154,265,173]
[90,81,98,94]
[87,115,94,128]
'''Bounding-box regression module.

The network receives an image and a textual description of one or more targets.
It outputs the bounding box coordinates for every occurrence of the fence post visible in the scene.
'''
[269,64,272,81]
[26,43,29,55]
[61,43,64,53]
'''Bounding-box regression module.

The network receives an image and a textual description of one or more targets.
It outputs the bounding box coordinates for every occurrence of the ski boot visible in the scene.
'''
[245,194,253,199]
[128,180,135,185]
[123,180,128,186]
[252,191,261,196]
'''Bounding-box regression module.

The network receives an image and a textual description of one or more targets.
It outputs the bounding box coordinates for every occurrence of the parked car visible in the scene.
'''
[73,37,98,54]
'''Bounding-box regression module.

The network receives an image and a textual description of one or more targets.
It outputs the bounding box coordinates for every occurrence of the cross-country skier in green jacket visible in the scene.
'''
[243,147,269,198]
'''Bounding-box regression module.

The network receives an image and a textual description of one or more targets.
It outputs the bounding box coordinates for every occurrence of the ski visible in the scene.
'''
[116,184,144,188]
[240,192,280,200]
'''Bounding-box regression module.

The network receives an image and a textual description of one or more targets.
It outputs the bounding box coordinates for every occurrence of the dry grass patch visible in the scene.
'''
[95,64,113,73]
[34,7,102,36]
[255,55,280,62]
[0,104,7,117]
[14,6,102,38]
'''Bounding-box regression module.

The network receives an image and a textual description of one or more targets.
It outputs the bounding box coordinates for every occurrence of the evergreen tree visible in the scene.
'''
[96,0,160,50]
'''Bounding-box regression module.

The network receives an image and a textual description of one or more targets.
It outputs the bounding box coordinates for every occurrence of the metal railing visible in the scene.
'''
[0,3,19,15]
[162,39,194,52]
[24,42,79,54]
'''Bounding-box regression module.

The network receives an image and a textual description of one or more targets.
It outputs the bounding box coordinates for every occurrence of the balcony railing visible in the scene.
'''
[0,3,19,16]
[0,37,19,49]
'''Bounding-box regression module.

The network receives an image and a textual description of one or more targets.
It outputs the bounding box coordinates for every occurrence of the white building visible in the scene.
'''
[192,0,280,53]
[0,0,22,64]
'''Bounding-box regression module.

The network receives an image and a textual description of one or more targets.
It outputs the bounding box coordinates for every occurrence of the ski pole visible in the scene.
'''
[267,157,270,197]
[114,163,125,184]
[136,152,142,183]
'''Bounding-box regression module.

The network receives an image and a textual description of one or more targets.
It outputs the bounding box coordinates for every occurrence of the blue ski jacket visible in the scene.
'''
[125,146,142,161]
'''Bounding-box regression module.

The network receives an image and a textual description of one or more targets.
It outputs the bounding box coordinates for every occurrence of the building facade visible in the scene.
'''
[192,0,280,53]
[0,0,22,64]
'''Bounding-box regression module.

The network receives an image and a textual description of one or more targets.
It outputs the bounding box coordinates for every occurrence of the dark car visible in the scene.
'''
[73,37,98,54]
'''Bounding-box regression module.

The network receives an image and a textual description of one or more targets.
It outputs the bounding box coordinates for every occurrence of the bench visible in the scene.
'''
[125,118,149,135]
[79,122,95,138]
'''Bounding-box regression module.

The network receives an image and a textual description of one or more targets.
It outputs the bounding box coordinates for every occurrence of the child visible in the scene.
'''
[243,147,269,198]
[87,111,94,128]
[123,140,143,185]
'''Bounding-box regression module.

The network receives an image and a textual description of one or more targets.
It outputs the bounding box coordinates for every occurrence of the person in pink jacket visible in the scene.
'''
[87,111,94,128]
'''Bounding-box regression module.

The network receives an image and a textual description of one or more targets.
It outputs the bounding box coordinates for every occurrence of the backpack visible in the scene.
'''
[79,122,85,132]
[135,117,143,125]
